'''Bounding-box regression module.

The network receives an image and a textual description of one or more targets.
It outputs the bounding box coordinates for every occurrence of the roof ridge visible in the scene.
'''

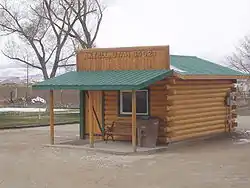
[170,54,197,58]
[194,56,234,69]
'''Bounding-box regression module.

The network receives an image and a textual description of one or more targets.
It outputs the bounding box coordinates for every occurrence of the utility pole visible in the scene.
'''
[26,64,29,101]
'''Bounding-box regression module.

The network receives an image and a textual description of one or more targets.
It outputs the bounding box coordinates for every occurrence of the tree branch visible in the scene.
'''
[2,50,42,69]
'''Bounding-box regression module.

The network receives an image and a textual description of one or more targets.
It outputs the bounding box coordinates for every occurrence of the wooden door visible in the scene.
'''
[85,91,103,135]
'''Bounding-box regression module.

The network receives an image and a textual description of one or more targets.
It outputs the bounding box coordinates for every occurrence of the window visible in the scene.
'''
[119,90,149,115]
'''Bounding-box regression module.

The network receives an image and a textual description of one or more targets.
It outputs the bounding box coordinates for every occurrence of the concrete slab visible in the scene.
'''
[44,139,169,155]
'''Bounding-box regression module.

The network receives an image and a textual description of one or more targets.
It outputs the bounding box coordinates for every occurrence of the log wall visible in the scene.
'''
[103,79,168,142]
[162,79,237,142]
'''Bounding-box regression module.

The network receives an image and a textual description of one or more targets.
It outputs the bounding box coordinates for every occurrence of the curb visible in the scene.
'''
[0,121,79,130]
[43,143,169,156]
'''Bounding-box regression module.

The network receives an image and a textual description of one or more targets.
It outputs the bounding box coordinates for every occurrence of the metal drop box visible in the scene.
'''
[137,117,160,148]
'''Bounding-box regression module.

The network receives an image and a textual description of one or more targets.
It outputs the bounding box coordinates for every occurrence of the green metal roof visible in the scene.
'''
[33,55,249,91]
[32,69,173,90]
[170,55,247,76]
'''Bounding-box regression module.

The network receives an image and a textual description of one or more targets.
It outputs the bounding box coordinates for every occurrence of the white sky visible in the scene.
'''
[1,0,250,77]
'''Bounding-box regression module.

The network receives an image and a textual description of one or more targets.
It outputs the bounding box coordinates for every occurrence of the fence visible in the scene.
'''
[0,85,80,108]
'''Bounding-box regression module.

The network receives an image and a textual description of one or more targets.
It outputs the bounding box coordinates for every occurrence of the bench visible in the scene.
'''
[104,121,132,142]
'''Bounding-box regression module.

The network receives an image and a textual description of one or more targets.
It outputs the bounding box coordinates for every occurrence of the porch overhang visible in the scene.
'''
[32,69,174,91]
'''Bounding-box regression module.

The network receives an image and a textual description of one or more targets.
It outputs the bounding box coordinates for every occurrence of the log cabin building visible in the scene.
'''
[33,45,249,151]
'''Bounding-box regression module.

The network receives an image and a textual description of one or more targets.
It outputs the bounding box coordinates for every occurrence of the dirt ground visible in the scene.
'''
[0,117,250,188]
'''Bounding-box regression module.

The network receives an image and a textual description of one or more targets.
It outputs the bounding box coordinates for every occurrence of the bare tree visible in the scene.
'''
[64,0,104,49]
[0,0,105,79]
[227,35,250,73]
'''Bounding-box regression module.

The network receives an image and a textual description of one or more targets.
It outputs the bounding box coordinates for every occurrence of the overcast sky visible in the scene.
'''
[0,0,250,77]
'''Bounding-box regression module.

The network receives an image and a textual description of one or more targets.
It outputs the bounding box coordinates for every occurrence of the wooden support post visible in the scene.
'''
[79,90,85,139]
[132,90,137,152]
[49,90,55,145]
[88,91,94,148]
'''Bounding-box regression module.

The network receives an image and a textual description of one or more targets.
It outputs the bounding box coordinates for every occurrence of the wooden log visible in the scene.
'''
[104,111,116,115]
[150,92,167,96]
[104,97,117,101]
[158,131,168,137]
[150,113,166,118]
[151,79,167,85]
[151,99,167,103]
[157,137,169,144]
[165,116,174,122]
[231,87,237,92]
[168,115,226,127]
[167,89,177,95]
[150,91,167,95]
[150,103,167,107]
[151,106,166,110]
[231,105,237,110]
[168,119,225,132]
[168,106,226,116]
[173,124,226,137]
[104,106,117,111]
[104,115,120,119]
[159,126,168,133]
[166,83,234,90]
[105,93,117,97]
[150,82,167,87]
[166,79,233,85]
[232,113,237,118]
[166,102,225,111]
[105,115,132,121]
[104,93,117,97]
[151,109,167,114]
[104,92,117,96]
[167,92,226,100]
[165,78,176,85]
[167,97,224,106]
[167,88,231,95]
[104,96,117,100]
[151,92,167,96]
[104,103,117,107]
[150,85,166,89]
[104,119,132,125]
[170,128,226,142]
[104,104,117,108]
[232,122,238,127]
[166,110,226,122]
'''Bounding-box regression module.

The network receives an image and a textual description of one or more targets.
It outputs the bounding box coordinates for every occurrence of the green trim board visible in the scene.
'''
[79,90,85,139]
[32,70,174,91]
[101,91,105,130]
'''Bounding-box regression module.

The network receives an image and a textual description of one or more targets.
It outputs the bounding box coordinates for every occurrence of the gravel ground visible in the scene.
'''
[0,117,250,188]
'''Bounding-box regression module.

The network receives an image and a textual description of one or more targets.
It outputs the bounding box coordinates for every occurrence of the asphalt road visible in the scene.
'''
[0,116,249,188]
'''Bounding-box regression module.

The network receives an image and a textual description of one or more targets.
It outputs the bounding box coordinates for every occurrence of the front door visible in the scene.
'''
[85,91,103,136]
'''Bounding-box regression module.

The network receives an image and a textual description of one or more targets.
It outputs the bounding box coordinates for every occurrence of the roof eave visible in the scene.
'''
[32,70,174,91]
[173,73,250,80]
[32,85,144,91]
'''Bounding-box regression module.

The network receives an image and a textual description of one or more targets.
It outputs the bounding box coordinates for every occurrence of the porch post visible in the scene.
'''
[49,90,55,145]
[88,91,94,148]
[132,90,137,152]
[79,90,85,139]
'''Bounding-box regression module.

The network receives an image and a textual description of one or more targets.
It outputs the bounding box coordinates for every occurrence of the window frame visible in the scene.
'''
[119,89,149,116]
